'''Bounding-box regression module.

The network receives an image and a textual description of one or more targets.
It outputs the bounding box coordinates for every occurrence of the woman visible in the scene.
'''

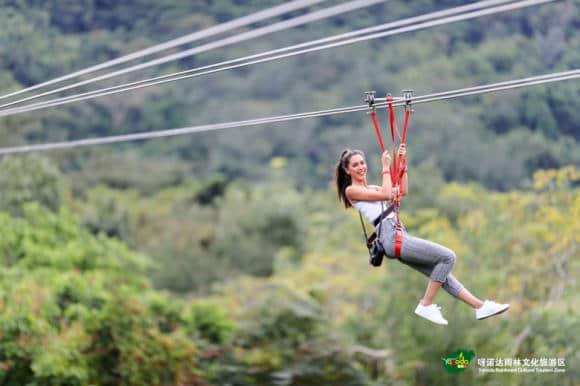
[335,146,509,325]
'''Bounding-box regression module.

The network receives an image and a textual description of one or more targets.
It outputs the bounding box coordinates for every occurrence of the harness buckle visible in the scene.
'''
[364,91,376,114]
[402,89,414,112]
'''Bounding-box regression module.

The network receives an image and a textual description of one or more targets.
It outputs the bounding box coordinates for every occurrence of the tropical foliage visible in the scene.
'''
[0,0,578,384]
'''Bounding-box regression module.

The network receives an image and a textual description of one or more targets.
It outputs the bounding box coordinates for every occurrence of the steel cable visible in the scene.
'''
[0,0,556,117]
[0,0,385,110]
[0,0,328,102]
[0,69,577,155]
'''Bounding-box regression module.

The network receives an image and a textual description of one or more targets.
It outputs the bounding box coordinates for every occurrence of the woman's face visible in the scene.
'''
[345,154,367,180]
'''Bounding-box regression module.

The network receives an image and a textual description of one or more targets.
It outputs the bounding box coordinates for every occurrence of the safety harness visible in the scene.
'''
[363,90,413,259]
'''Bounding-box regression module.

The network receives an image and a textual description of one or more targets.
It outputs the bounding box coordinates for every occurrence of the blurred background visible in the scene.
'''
[0,0,578,384]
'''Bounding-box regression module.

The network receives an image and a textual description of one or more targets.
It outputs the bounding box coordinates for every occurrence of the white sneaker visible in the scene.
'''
[414,303,448,325]
[476,300,510,320]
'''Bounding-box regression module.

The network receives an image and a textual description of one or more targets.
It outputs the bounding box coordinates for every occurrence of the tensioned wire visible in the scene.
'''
[376,69,580,103]
[0,0,328,102]
[0,0,557,118]
[0,69,577,155]
[0,0,386,110]
[0,0,521,115]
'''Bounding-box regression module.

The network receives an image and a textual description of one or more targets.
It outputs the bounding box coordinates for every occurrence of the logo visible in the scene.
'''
[442,349,476,373]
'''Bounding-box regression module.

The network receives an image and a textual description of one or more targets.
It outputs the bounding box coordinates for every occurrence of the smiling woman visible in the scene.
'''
[335,147,510,326]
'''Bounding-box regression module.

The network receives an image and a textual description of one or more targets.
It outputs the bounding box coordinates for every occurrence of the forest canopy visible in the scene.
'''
[0,0,578,384]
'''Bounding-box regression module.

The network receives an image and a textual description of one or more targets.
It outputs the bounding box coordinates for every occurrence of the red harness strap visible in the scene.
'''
[370,110,386,152]
[367,92,412,258]
[386,96,410,187]
[386,96,411,258]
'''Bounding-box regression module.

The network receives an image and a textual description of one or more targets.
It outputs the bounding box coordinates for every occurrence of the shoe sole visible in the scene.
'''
[414,311,448,325]
[477,305,510,320]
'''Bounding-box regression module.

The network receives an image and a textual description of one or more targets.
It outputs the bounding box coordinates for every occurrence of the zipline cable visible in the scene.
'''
[0,0,557,118]
[377,68,580,103]
[0,105,372,154]
[0,0,328,102]
[0,0,386,111]
[0,0,519,114]
[0,69,577,155]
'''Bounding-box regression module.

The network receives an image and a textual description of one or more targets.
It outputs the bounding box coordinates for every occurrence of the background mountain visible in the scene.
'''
[0,1,578,385]
[1,0,578,190]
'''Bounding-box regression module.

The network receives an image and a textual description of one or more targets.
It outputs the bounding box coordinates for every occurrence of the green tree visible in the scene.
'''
[0,204,236,385]
[0,155,69,215]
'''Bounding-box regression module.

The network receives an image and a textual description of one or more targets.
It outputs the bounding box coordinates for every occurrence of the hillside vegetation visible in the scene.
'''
[0,0,578,384]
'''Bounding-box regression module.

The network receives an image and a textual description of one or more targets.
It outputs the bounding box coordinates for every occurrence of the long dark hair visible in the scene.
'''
[335,149,364,208]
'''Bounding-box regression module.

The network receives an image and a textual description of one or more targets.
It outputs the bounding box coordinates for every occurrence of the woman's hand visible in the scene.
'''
[398,144,407,159]
[381,150,391,169]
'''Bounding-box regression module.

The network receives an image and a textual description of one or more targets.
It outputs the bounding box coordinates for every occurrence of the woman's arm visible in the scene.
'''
[346,150,393,202]
[398,144,408,196]
[400,169,408,196]
[346,182,392,202]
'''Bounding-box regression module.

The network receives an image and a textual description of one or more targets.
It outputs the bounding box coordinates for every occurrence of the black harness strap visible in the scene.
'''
[373,204,395,226]
[359,203,394,247]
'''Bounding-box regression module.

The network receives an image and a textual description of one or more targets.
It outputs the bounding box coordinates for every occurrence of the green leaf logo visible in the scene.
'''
[442,349,476,373]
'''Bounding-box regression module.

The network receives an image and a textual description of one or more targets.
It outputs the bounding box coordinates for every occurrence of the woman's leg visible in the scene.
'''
[457,287,484,309]
[400,261,465,300]
[378,219,507,320]
[401,254,490,314]
[399,234,457,284]
[421,280,442,306]
[380,219,463,303]
[397,233,458,305]
[398,243,485,308]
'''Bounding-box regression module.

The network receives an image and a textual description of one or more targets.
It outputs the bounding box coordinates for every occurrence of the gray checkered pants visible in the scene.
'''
[378,217,464,298]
